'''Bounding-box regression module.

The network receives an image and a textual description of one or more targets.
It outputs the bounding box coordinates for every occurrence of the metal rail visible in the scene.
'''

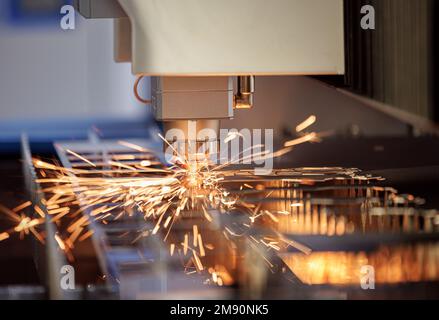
[21,134,73,299]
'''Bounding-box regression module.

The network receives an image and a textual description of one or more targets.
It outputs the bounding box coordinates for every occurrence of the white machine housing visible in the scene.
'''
[76,0,345,124]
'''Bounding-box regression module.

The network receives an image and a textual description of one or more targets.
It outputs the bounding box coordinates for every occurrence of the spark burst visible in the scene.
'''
[0,116,327,285]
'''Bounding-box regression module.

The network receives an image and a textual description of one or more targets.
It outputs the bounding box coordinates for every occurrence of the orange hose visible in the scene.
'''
[134,75,151,104]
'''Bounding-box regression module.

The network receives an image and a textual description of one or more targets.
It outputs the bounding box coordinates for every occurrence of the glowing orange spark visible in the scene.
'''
[118,140,149,152]
[54,234,66,251]
[296,115,316,132]
[0,233,9,242]
[66,149,96,167]
[284,132,317,147]
[12,201,32,213]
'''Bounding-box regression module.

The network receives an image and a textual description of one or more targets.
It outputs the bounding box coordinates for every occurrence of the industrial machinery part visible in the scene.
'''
[75,0,345,145]
[235,76,255,110]
[151,77,234,121]
[21,135,72,300]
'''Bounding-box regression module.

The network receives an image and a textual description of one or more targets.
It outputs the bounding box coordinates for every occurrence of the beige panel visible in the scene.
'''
[154,91,234,120]
[118,0,345,76]
[152,77,234,120]
[153,76,233,92]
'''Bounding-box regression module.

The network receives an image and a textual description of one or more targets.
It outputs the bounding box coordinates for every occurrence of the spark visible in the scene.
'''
[264,210,279,223]
[0,233,9,242]
[202,206,213,222]
[198,234,206,257]
[108,161,137,171]
[14,217,41,232]
[284,132,317,147]
[0,202,46,244]
[66,149,96,167]
[68,227,83,246]
[0,204,21,222]
[54,234,66,251]
[0,115,332,286]
[183,234,189,255]
[290,203,303,208]
[193,251,204,271]
[78,229,94,242]
[12,201,32,213]
[140,160,152,167]
[224,131,244,144]
[193,225,199,247]
[118,140,149,152]
[296,115,316,132]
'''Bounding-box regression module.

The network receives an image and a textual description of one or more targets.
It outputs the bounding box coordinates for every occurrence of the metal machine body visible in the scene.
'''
[75,0,345,142]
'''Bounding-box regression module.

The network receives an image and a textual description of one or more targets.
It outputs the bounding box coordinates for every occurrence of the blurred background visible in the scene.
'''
[0,0,151,152]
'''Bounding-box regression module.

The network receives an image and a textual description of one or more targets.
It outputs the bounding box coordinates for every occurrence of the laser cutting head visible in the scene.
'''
[151,76,245,155]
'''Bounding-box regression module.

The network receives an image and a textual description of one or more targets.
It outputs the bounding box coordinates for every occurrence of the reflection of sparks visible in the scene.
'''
[282,244,439,285]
